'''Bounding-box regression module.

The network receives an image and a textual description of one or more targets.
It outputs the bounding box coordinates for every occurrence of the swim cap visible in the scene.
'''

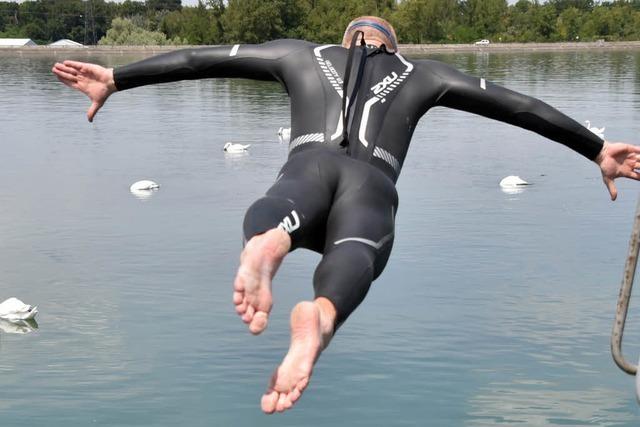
[342,16,398,53]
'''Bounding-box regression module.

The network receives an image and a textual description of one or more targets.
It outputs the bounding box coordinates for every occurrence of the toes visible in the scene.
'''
[288,386,302,404]
[232,291,243,305]
[276,393,288,412]
[297,377,310,393]
[261,390,278,414]
[234,295,248,315]
[241,304,255,323]
[283,398,293,411]
[233,276,245,292]
[235,302,247,315]
[249,311,268,335]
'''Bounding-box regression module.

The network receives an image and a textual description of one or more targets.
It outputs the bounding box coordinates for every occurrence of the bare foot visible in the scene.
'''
[233,228,290,334]
[261,301,334,414]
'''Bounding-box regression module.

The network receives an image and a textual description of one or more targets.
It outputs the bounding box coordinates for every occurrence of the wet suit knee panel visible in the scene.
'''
[313,243,377,327]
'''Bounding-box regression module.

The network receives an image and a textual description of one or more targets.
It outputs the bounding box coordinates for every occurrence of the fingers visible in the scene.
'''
[54,75,77,89]
[626,170,640,180]
[53,62,79,76]
[603,176,617,201]
[52,65,79,84]
[62,60,88,72]
[87,100,103,123]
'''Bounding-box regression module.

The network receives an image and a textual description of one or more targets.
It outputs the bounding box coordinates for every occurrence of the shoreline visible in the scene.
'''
[1,41,640,56]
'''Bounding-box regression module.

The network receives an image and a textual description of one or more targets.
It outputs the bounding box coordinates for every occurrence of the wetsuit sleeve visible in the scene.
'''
[424,60,603,161]
[113,39,310,91]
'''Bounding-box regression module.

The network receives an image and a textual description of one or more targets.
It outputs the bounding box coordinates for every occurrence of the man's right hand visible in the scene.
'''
[52,61,117,122]
[595,141,640,201]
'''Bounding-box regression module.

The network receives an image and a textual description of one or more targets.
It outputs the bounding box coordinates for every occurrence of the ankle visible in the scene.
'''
[313,298,337,347]
[272,227,292,251]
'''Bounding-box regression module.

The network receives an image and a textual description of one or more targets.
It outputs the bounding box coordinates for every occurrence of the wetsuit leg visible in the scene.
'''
[242,150,336,252]
[244,150,398,327]
[312,157,398,327]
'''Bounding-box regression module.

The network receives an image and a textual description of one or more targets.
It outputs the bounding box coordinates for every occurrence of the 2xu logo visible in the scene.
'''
[371,72,398,95]
[279,210,300,234]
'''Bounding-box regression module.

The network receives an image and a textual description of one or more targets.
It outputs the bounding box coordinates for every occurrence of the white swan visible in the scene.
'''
[224,142,250,153]
[584,120,605,139]
[278,127,291,144]
[130,180,160,192]
[0,298,38,321]
[499,175,530,188]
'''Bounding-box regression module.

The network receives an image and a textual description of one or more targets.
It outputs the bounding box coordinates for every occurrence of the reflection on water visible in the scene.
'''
[469,380,634,426]
[500,186,527,195]
[130,188,159,200]
[1,49,640,426]
[0,318,38,335]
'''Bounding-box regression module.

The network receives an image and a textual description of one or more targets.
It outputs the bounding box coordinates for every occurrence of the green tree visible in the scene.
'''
[304,0,395,44]
[99,16,184,45]
[391,0,461,43]
[548,0,594,12]
[502,1,558,41]
[0,2,19,33]
[118,0,148,17]
[281,0,311,39]
[147,0,182,12]
[555,6,582,40]
[221,0,287,43]
[463,0,508,37]
[161,0,222,44]
[581,3,640,41]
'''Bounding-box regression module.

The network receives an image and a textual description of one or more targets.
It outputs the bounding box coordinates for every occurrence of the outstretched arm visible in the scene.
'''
[423,60,639,200]
[52,40,310,122]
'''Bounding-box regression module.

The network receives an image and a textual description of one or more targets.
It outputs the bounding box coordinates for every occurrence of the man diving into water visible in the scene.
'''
[53,16,640,414]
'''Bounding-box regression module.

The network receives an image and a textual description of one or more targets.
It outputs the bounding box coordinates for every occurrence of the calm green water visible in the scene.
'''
[1,48,640,426]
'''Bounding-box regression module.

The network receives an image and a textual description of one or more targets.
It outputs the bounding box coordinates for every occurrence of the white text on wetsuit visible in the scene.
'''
[325,60,343,85]
[371,72,398,95]
[279,210,300,234]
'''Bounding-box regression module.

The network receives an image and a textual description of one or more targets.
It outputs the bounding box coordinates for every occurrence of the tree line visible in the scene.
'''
[1,0,640,46]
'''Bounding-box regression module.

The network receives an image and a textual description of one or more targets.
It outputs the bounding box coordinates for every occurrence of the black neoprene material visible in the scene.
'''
[113,39,604,324]
[242,149,398,326]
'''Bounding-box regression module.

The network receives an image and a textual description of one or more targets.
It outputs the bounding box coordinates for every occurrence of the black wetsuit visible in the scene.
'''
[115,39,604,325]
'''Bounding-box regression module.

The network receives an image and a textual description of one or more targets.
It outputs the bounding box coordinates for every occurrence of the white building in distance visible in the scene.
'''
[50,39,84,48]
[0,38,37,47]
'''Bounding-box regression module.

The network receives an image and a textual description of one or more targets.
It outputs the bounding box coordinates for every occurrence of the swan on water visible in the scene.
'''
[0,298,38,321]
[584,120,605,139]
[499,175,530,188]
[224,142,251,153]
[130,180,160,192]
[278,127,291,144]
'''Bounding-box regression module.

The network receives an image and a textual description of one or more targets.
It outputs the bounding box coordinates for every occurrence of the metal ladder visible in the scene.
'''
[611,199,640,398]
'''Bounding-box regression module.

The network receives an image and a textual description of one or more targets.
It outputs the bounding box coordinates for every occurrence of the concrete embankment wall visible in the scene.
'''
[2,41,640,57]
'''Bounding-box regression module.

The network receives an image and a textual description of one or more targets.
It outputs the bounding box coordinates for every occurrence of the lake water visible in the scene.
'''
[1,48,640,426]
